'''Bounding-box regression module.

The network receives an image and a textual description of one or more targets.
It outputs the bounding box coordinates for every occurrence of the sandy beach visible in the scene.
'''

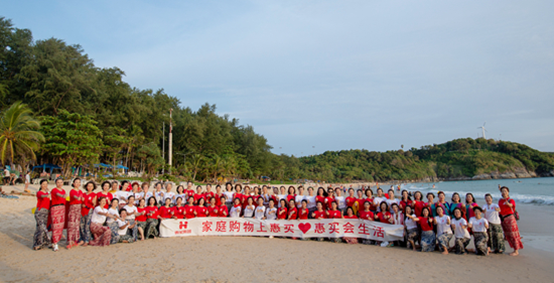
[1,183,553,283]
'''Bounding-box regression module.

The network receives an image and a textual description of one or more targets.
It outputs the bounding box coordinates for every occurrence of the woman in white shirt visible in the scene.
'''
[89,197,113,246]
[404,206,419,251]
[154,182,164,206]
[224,183,235,211]
[373,188,386,212]
[469,207,490,256]
[277,186,287,208]
[243,197,255,218]
[265,199,277,221]
[334,188,346,213]
[305,187,316,215]
[254,198,266,220]
[230,198,242,218]
[123,196,139,241]
[142,182,153,205]
[163,182,175,206]
[385,189,399,213]
[483,194,504,254]
[107,198,122,244]
[117,210,136,243]
[451,207,471,255]
[295,187,306,210]
[434,206,453,254]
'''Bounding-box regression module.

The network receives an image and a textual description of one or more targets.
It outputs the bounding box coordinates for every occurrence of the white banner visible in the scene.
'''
[160,217,404,241]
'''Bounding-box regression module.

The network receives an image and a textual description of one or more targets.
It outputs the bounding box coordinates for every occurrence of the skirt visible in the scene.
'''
[67,204,81,244]
[420,230,436,252]
[80,210,93,243]
[501,215,523,250]
[406,228,418,249]
[108,222,120,244]
[454,237,470,254]
[487,223,505,252]
[33,208,51,249]
[50,205,65,244]
[437,233,453,251]
[145,219,159,239]
[89,222,111,247]
[474,232,489,255]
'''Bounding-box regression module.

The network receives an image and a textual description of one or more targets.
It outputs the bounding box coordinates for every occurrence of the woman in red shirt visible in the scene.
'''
[277,199,288,220]
[399,190,413,215]
[194,186,205,205]
[345,188,357,212]
[343,207,359,244]
[377,202,393,224]
[419,207,435,252]
[287,199,298,220]
[196,198,208,217]
[287,186,296,204]
[50,178,67,251]
[315,187,327,210]
[33,179,51,250]
[136,198,147,240]
[97,181,113,209]
[172,197,186,219]
[218,196,228,217]
[413,191,426,217]
[364,188,376,212]
[67,178,83,249]
[298,200,309,220]
[499,186,523,256]
[465,193,478,220]
[206,197,218,217]
[78,181,97,246]
[214,185,224,207]
[158,198,174,219]
[312,202,326,219]
[359,201,376,221]
[144,197,159,239]
[326,201,342,243]
[325,188,335,211]
[184,196,197,219]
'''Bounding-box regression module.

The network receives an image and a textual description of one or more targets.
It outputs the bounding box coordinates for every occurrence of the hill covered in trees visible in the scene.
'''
[1,17,553,183]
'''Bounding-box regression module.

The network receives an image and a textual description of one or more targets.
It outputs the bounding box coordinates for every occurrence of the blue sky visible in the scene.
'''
[3,0,554,155]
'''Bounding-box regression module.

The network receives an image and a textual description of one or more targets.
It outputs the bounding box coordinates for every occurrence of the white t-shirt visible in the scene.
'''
[277,194,287,207]
[107,208,119,224]
[254,206,266,220]
[115,191,131,204]
[223,192,234,203]
[385,199,399,213]
[230,206,242,218]
[469,217,489,233]
[434,215,453,236]
[91,206,108,224]
[163,192,175,203]
[154,191,164,204]
[123,205,137,220]
[4,169,9,177]
[405,214,418,230]
[335,196,346,210]
[143,192,154,204]
[176,193,187,204]
[374,197,386,211]
[116,219,128,235]
[265,207,277,220]
[243,205,255,218]
[261,194,271,206]
[134,192,144,205]
[305,196,316,209]
[483,203,501,225]
[451,218,470,239]
[295,195,305,209]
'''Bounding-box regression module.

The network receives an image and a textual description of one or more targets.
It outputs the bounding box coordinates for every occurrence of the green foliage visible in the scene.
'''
[0,101,44,166]
[40,110,103,175]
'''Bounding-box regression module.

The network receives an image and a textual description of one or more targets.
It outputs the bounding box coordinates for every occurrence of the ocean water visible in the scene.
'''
[402,177,554,205]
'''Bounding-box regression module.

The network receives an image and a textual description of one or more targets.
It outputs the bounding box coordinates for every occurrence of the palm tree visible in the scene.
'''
[0,101,44,167]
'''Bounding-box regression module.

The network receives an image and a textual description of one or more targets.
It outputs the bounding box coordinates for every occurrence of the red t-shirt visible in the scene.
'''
[186,189,195,198]
[36,191,50,210]
[414,200,426,217]
[145,206,158,219]
[359,210,375,221]
[50,188,66,206]
[136,207,147,222]
[96,192,113,209]
[196,206,208,217]
[172,206,185,219]
[378,211,392,224]
[207,206,219,217]
[82,192,96,216]
[419,216,434,231]
[204,192,215,202]
[298,208,309,220]
[69,189,83,205]
[182,205,195,219]
[194,193,205,205]
[215,193,224,206]
[158,206,173,219]
[498,198,516,216]
[400,199,413,214]
[325,197,335,210]
[218,205,228,217]
[327,209,341,219]
[277,207,288,219]
[288,207,298,220]
[316,196,325,208]
[345,196,357,208]
[344,215,358,219]
[313,210,326,219]
[286,194,296,204]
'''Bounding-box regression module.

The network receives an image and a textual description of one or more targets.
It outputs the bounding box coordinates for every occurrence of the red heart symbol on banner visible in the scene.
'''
[298,223,311,234]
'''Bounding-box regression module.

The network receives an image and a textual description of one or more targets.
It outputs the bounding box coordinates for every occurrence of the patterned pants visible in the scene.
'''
[405,228,418,249]
[79,210,93,243]
[118,234,134,243]
[67,204,81,244]
[89,222,111,247]
[487,223,505,252]
[33,208,51,249]
[437,233,453,251]
[108,222,120,244]
[50,205,65,244]
[145,219,159,239]
[126,219,138,241]
[454,237,470,254]
[420,231,436,252]
[474,232,489,255]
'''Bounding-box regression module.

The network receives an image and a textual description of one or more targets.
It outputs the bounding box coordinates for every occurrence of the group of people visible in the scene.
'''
[32,179,523,256]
